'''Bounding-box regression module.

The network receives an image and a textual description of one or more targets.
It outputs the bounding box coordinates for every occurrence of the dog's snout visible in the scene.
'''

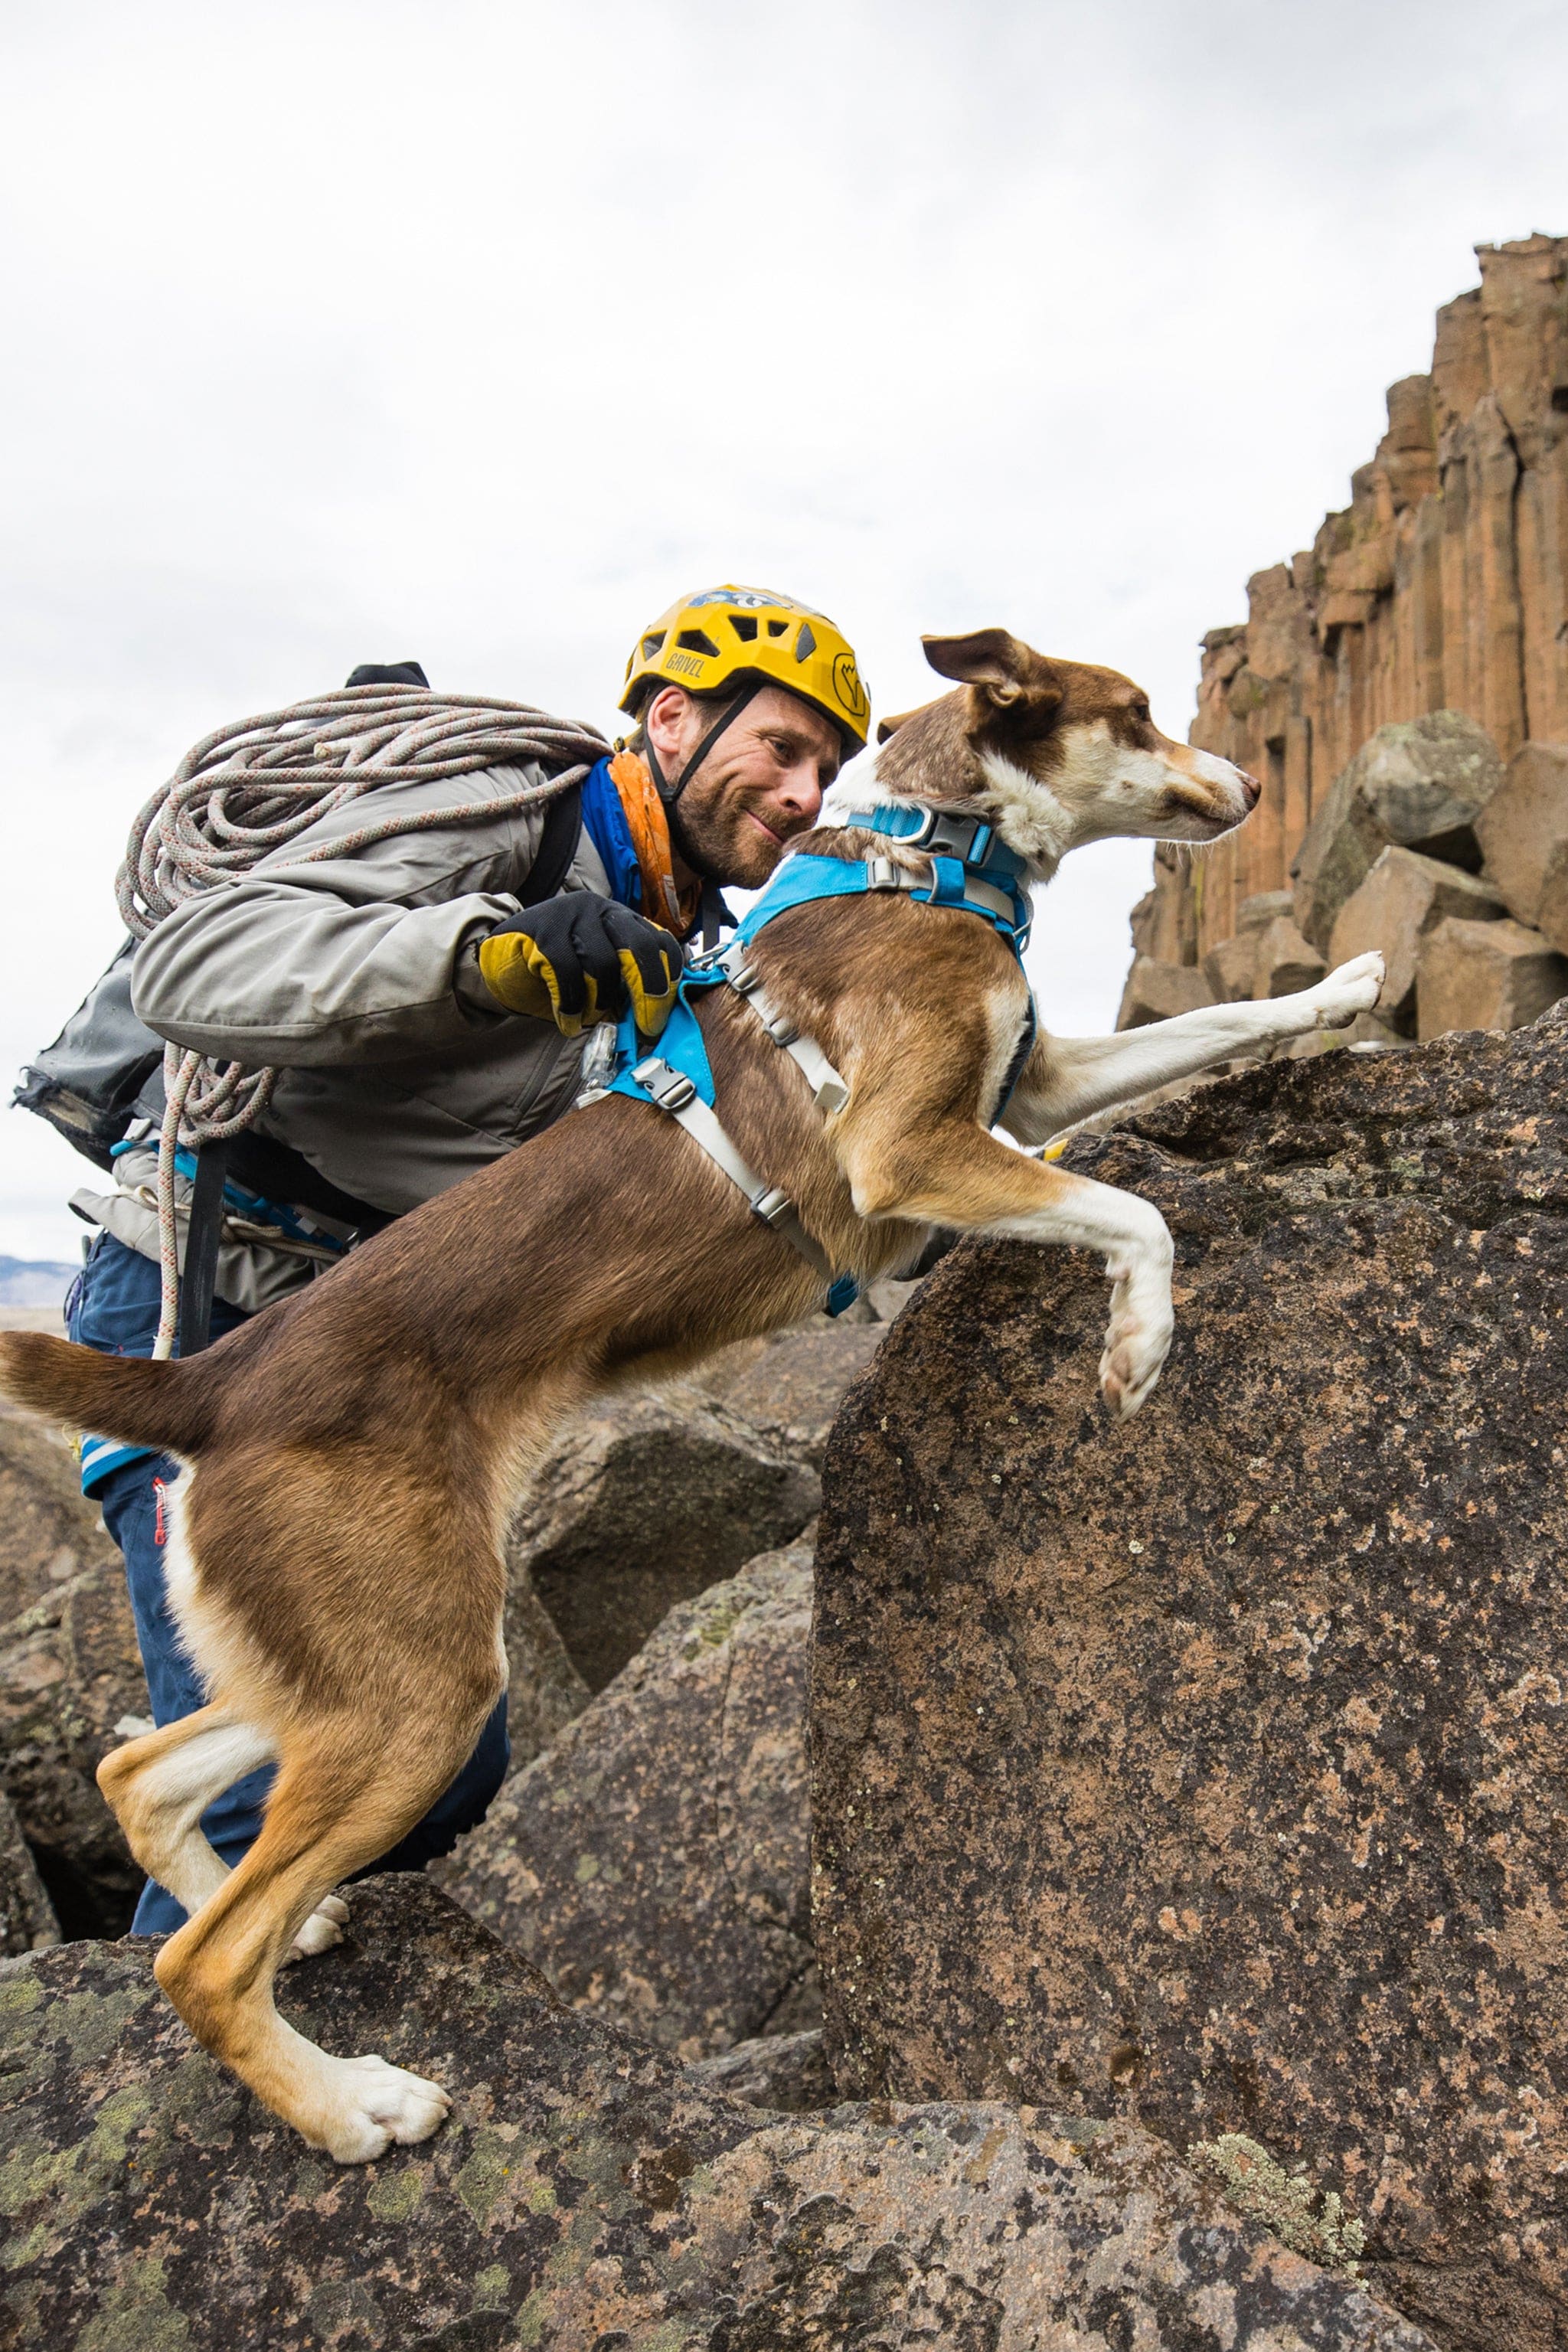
[1236,768,1262,810]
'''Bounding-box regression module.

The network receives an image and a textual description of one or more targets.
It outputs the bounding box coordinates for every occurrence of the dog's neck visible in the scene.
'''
[825,740,1076,882]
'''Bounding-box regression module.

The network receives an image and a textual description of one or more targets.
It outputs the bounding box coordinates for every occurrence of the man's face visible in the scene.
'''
[644,684,841,888]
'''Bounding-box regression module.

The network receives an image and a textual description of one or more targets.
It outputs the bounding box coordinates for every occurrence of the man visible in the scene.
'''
[39,586,870,1929]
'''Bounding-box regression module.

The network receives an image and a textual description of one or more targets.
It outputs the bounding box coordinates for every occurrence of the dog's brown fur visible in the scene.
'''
[0,629,1383,2160]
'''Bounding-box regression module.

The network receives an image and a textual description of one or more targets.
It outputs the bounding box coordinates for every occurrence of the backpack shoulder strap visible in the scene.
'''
[517,782,584,909]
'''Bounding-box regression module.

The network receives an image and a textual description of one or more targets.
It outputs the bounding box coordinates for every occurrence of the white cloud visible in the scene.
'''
[2,0,1565,1256]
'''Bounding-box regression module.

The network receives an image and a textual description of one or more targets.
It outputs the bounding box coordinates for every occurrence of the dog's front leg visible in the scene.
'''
[844,1125,1174,1418]
[1002,951,1386,1145]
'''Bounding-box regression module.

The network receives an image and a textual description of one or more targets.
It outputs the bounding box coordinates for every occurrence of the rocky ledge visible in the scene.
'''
[0,1875,1430,2350]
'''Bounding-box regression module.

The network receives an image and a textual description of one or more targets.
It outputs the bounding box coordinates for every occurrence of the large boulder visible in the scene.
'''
[0,1873,1433,2350]
[812,1007,1568,2350]
[1416,913,1568,1040]
[0,1566,145,1937]
[449,1536,814,2057]
[506,1387,819,1700]
[1292,712,1504,951]
[1329,847,1505,1032]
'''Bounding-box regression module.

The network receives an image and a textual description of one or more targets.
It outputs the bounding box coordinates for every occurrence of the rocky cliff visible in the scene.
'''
[812,1001,1568,2350]
[1130,231,1567,993]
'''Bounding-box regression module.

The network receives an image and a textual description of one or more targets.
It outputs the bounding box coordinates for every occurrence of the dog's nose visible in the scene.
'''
[1236,768,1262,809]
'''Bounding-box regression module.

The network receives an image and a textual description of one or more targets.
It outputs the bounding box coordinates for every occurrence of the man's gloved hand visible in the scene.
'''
[476,893,681,1037]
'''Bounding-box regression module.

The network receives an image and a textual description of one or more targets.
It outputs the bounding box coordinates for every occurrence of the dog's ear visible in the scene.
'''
[875,701,933,744]
[922,629,1063,718]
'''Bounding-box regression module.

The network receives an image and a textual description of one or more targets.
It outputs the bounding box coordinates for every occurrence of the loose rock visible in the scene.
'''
[696,1314,886,1466]
[1291,711,1504,950]
[1329,846,1504,1031]
[450,1536,815,2057]
[0,1874,1434,2350]
[683,2024,836,2112]
[812,1006,1568,2350]
[1416,912,1568,1040]
[1116,954,1214,1030]
[505,1384,819,1699]
[1252,910,1327,998]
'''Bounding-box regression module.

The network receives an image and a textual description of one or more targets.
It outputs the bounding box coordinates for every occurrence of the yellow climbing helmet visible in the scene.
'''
[619,584,871,758]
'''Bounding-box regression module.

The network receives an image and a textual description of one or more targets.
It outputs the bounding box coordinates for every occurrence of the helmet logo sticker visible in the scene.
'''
[832,652,870,722]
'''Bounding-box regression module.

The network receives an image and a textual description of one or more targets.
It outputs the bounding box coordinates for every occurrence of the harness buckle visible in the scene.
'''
[866,855,901,890]
[924,811,990,862]
[632,1057,697,1113]
[725,960,762,997]
[751,1186,795,1230]
[762,1010,801,1046]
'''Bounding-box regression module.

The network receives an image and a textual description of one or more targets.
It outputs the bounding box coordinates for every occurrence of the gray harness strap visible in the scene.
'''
[629,1054,832,1279]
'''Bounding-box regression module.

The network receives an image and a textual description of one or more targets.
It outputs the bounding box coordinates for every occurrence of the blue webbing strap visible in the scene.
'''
[599,802,1036,1315]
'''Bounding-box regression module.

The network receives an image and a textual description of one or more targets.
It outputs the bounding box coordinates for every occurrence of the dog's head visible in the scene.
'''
[860,627,1259,877]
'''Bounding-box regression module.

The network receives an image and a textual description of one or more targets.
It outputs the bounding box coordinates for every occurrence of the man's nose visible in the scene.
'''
[773,760,823,824]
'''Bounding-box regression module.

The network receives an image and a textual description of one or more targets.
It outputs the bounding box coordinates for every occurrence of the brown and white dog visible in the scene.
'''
[0,628,1383,2161]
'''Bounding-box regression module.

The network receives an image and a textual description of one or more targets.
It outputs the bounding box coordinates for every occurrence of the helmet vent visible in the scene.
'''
[642,633,666,661]
[767,619,789,636]
[728,615,760,642]
[795,622,818,662]
[677,629,720,658]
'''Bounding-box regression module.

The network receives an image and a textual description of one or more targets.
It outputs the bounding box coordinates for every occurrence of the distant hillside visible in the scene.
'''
[0,1257,77,1308]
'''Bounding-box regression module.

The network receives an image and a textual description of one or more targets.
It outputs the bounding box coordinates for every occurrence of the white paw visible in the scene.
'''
[286,1893,349,1965]
[1308,950,1384,1030]
[317,2053,452,2164]
[1099,1239,1174,1422]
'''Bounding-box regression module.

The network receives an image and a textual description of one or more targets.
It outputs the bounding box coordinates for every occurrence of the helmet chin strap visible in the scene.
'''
[643,681,767,879]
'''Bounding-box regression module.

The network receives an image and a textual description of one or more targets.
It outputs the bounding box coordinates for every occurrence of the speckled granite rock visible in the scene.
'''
[0,1783,57,1954]
[450,1537,815,2057]
[695,1314,887,1465]
[508,1386,820,1694]
[0,1566,142,1938]
[0,1874,1433,2350]
[812,1005,1568,2351]
[683,2024,835,2113]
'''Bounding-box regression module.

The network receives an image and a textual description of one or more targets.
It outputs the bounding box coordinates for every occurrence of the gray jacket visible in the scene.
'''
[75,764,613,1307]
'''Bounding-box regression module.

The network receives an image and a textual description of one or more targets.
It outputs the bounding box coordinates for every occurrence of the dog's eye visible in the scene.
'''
[1132,701,1151,725]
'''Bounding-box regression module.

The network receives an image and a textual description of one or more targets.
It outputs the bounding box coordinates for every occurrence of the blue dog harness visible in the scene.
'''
[587,803,1035,1312]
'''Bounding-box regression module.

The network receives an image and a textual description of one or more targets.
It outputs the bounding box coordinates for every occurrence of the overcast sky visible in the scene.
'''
[2,0,1565,1262]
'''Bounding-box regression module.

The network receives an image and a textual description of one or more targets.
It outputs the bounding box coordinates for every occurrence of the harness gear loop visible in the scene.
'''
[122,685,610,1358]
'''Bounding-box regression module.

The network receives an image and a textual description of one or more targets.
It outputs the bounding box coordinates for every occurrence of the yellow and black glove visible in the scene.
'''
[476,892,681,1037]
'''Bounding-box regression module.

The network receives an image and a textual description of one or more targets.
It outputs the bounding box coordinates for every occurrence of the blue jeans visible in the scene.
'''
[73,1233,509,1934]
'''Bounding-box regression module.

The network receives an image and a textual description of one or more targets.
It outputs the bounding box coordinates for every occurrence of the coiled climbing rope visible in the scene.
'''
[114,685,610,1357]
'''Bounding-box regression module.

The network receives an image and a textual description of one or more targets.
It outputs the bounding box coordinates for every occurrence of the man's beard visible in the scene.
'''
[671,778,808,888]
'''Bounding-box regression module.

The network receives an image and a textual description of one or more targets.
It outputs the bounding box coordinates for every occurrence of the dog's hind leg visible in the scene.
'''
[98,1706,276,1922]
[96,1706,349,1957]
[152,1691,495,2161]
